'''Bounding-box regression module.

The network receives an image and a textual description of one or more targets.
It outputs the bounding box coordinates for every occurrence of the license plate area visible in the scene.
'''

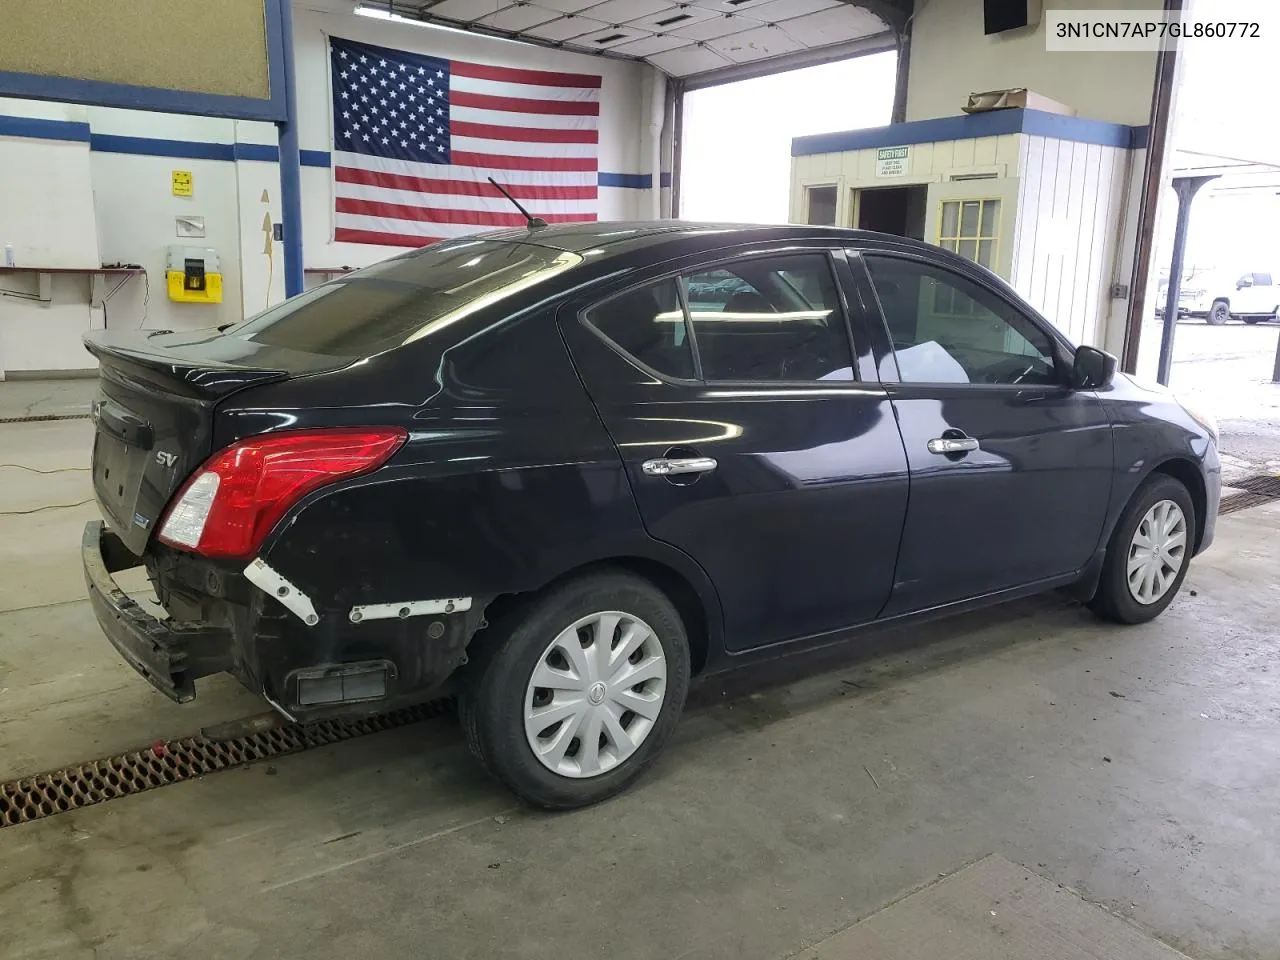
[93,428,150,535]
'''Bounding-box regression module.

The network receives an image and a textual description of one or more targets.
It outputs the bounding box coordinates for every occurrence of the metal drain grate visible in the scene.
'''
[0,698,453,829]
[0,413,93,425]
[1220,474,1280,515]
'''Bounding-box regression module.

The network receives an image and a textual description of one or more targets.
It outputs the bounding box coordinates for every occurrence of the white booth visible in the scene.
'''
[790,108,1147,348]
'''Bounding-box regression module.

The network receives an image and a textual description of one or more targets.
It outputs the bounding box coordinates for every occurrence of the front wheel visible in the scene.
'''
[1206,300,1230,325]
[459,570,691,809]
[1089,474,1196,624]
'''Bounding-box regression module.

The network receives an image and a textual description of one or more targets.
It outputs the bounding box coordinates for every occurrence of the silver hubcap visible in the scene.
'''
[1127,499,1188,605]
[523,611,667,779]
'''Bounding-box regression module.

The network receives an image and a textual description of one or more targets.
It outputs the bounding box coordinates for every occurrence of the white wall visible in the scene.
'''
[0,0,657,375]
[906,0,1162,125]
[290,0,652,273]
[789,133,1024,225]
[1012,136,1132,346]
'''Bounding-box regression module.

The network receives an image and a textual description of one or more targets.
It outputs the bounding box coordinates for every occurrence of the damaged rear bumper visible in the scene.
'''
[82,521,232,703]
[82,521,486,720]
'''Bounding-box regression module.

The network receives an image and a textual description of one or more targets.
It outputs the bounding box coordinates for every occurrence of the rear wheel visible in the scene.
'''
[1089,474,1195,624]
[1206,300,1231,325]
[459,570,691,809]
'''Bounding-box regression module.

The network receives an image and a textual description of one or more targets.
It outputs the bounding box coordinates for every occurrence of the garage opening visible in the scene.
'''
[1138,0,1280,488]
[678,52,897,224]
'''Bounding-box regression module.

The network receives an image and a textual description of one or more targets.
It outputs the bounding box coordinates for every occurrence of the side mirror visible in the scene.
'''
[1238,277,1253,289]
[1072,345,1117,389]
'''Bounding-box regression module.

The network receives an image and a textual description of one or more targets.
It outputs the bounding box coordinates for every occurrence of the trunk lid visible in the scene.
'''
[84,329,299,555]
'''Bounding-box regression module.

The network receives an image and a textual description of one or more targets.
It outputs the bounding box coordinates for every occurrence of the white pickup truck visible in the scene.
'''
[1185,271,1280,325]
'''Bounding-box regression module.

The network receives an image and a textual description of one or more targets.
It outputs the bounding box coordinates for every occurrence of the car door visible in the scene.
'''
[559,247,910,652]
[1238,272,1275,314]
[854,250,1114,616]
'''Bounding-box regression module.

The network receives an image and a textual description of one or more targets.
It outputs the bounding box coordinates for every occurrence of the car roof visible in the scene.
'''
[471,220,936,258]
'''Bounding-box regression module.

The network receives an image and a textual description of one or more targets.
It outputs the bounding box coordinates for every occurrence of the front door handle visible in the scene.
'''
[642,457,718,477]
[927,437,979,455]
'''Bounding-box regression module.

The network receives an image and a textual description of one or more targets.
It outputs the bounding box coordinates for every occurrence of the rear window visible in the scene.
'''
[227,240,580,357]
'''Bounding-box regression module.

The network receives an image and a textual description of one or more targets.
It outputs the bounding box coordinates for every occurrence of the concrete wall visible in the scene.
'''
[0,0,657,376]
[905,0,1162,126]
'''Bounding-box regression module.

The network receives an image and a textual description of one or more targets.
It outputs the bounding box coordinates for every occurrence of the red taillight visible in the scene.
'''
[157,427,407,559]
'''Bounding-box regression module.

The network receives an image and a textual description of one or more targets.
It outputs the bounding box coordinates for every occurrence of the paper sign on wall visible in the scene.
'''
[171,170,193,197]
[875,147,910,178]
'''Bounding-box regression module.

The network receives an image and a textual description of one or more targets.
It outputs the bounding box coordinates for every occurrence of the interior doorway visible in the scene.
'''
[853,185,927,240]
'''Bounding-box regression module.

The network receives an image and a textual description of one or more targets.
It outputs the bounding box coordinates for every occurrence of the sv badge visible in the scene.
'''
[155,451,178,469]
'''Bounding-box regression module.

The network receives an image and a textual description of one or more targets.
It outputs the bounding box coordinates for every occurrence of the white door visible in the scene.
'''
[924,179,1020,282]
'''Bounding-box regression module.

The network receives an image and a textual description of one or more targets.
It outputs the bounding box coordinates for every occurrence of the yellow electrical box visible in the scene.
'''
[165,246,222,304]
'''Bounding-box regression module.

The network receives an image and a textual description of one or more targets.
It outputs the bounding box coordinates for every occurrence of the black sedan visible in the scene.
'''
[82,223,1221,809]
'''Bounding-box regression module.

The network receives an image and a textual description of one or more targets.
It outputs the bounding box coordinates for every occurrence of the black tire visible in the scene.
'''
[1089,474,1196,624]
[458,569,691,809]
[1206,300,1230,325]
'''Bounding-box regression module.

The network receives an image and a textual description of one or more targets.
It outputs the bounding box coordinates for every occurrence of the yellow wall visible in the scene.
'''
[905,0,1161,126]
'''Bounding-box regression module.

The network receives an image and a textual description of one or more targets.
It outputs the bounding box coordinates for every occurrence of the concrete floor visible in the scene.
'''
[2,403,1280,960]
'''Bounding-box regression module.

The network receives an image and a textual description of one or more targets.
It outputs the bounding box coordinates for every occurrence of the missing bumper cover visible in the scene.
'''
[348,597,472,623]
[243,558,319,626]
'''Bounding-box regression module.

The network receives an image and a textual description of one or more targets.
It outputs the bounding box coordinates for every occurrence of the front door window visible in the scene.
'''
[864,255,1057,386]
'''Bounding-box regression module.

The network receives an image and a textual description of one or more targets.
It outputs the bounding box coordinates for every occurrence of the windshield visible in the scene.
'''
[226,239,581,357]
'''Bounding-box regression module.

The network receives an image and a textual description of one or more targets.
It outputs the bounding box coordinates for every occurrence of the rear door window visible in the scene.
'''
[226,240,579,359]
[684,255,854,382]
[581,252,854,384]
[584,279,694,380]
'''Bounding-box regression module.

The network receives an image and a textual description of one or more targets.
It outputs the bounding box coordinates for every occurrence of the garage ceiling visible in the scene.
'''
[370,0,902,80]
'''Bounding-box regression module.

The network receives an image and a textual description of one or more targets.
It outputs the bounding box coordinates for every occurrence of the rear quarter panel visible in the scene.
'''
[227,308,720,627]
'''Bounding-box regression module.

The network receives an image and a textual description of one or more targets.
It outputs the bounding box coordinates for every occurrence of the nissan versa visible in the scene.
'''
[82,223,1221,809]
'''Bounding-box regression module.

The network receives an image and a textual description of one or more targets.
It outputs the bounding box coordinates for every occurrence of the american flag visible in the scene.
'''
[329,36,600,247]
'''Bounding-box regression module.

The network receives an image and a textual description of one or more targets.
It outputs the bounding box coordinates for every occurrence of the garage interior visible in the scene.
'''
[2,1,1279,958]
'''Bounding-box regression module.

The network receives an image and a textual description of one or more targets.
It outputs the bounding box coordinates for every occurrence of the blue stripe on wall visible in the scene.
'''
[792,108,1148,156]
[90,134,235,161]
[599,172,650,188]
[232,142,277,162]
[232,144,332,166]
[0,114,657,185]
[0,114,91,143]
[597,172,672,189]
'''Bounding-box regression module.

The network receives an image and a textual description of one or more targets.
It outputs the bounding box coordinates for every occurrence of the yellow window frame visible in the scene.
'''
[937,198,1001,270]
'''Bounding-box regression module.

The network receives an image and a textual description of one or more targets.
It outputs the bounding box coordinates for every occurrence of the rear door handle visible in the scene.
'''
[642,457,718,477]
[927,437,979,455]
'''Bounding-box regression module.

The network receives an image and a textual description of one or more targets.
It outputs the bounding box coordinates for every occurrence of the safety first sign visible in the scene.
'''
[875,147,910,178]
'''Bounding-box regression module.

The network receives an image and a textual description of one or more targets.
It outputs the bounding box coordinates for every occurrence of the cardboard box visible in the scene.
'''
[962,88,1077,116]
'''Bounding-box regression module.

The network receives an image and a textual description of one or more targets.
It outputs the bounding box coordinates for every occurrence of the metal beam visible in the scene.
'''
[680,32,897,91]
[1156,175,1217,385]
[385,0,906,87]
[276,0,304,298]
[1121,0,1182,374]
